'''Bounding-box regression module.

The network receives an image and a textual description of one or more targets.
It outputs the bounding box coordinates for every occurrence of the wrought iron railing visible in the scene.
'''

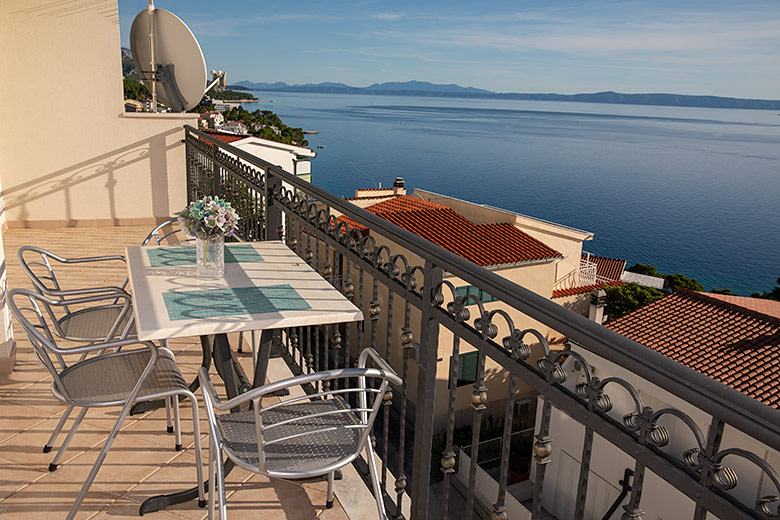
[184,126,780,520]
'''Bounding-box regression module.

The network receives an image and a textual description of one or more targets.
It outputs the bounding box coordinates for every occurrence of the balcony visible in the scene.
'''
[3,2,778,517]
[0,119,778,520]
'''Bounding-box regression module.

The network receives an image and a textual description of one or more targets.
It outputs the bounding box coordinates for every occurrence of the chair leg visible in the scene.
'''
[49,406,88,471]
[165,396,174,433]
[237,331,244,353]
[208,435,216,520]
[173,397,182,451]
[185,393,206,508]
[326,471,335,509]
[65,398,135,520]
[44,404,74,453]
[215,440,227,519]
[365,440,388,520]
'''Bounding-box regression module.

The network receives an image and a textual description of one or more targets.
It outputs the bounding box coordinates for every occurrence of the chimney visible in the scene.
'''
[393,177,406,196]
[589,289,606,324]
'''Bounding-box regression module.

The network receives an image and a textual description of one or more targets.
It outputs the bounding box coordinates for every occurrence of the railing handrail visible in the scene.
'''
[185,125,780,450]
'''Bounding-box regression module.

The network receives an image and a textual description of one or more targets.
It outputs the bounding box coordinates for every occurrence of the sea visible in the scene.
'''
[240,92,780,296]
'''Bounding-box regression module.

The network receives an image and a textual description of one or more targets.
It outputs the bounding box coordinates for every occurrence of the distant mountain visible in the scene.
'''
[229,81,780,110]
[232,81,292,90]
[230,80,492,97]
[364,80,492,95]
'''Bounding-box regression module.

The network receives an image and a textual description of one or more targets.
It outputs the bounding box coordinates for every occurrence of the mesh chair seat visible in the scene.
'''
[59,349,186,404]
[58,306,135,341]
[218,399,360,475]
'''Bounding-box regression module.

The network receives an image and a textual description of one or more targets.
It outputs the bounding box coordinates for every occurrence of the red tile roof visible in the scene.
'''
[605,290,780,410]
[339,195,562,267]
[705,293,780,320]
[582,253,626,281]
[201,129,248,144]
[552,281,624,299]
[344,195,397,201]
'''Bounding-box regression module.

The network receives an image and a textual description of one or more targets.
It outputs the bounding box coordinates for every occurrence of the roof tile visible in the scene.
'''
[552,281,624,298]
[338,195,562,266]
[606,290,780,410]
[582,253,627,281]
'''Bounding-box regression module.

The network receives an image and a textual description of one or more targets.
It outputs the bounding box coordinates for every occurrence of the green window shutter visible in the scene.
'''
[457,351,480,387]
[455,286,469,298]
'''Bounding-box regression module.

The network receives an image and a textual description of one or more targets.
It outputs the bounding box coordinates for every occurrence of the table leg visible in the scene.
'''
[252,329,289,396]
[252,330,274,388]
[139,334,245,515]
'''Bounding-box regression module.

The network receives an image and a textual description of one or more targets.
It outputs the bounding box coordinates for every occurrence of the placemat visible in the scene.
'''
[162,284,311,321]
[147,244,263,267]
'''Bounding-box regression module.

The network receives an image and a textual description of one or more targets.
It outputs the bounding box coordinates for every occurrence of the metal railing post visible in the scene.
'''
[410,260,442,520]
[265,167,282,241]
[211,139,220,197]
[184,129,193,204]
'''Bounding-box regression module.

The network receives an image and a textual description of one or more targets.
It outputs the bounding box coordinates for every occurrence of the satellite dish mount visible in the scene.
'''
[130,1,208,112]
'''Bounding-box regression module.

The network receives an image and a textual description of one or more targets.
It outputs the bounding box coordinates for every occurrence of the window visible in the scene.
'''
[451,351,480,387]
[455,285,497,305]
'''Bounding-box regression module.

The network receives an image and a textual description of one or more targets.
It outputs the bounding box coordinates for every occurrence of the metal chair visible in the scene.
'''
[17,246,161,457]
[9,288,205,520]
[18,245,136,342]
[199,346,401,519]
[142,216,193,246]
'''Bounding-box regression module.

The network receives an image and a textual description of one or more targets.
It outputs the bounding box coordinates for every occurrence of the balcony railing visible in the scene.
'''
[184,125,780,520]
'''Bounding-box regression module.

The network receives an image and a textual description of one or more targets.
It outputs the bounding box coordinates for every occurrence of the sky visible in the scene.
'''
[119,0,780,99]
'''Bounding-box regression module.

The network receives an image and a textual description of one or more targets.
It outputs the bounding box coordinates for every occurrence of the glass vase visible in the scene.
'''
[196,235,225,277]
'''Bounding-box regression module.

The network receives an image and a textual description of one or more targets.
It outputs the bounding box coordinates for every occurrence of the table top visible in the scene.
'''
[126,241,363,341]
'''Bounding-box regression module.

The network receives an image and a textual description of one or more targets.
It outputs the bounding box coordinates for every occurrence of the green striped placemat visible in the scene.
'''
[147,244,263,267]
[162,285,311,321]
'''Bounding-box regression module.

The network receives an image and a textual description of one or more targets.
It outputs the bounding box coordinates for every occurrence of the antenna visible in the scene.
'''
[130,2,207,112]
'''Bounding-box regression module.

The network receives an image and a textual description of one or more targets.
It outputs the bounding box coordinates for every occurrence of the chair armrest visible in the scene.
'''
[51,337,155,356]
[58,254,126,264]
[207,367,395,413]
[198,367,223,406]
[358,347,402,386]
[46,285,130,297]
[49,290,133,306]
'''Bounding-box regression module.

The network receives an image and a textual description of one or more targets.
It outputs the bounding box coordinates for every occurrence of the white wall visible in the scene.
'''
[0,0,197,227]
[537,347,779,519]
[230,138,313,180]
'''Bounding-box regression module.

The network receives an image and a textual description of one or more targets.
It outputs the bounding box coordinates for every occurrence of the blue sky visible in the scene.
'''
[119,0,780,99]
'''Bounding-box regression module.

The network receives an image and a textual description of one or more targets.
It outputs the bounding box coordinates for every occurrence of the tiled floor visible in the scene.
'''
[0,225,349,519]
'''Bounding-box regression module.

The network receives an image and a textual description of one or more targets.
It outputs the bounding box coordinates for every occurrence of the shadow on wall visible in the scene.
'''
[10,0,118,24]
[2,128,180,226]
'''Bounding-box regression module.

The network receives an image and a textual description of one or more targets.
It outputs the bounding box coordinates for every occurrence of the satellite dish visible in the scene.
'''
[130,4,206,112]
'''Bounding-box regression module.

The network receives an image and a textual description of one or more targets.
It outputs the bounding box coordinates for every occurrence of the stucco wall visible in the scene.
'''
[0,0,197,227]
[231,140,312,179]
[537,346,780,519]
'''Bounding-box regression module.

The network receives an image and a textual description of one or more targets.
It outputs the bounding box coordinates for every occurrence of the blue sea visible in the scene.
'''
[241,93,780,296]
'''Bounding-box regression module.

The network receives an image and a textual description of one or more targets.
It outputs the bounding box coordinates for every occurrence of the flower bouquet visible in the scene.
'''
[175,196,239,276]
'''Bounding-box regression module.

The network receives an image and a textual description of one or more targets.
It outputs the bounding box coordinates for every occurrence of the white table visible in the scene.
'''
[126,240,363,342]
[126,240,363,514]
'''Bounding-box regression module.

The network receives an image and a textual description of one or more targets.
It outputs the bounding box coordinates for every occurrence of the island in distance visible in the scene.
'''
[231,80,780,111]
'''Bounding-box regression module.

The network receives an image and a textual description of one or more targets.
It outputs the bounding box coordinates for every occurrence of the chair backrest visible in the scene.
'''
[142,217,194,246]
[18,246,71,298]
[9,287,81,397]
[9,287,134,374]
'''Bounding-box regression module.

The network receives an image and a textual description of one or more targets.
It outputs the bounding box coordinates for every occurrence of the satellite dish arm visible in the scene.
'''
[148,0,156,112]
[204,71,225,96]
